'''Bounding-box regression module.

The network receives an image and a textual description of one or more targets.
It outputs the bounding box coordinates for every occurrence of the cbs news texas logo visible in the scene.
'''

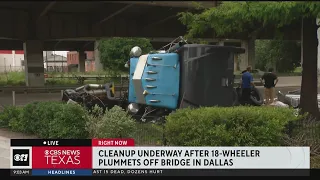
[44,149,81,166]
[31,147,89,169]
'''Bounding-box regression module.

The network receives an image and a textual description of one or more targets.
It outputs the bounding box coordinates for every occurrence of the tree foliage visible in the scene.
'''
[98,38,154,72]
[178,1,320,117]
[179,1,320,38]
[255,40,301,73]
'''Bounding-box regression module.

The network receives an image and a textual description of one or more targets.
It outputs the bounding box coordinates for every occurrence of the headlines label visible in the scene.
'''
[92,147,310,169]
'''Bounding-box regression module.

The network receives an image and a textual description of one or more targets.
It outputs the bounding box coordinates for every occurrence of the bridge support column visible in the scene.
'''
[78,51,86,73]
[240,37,255,71]
[94,41,103,71]
[23,40,45,87]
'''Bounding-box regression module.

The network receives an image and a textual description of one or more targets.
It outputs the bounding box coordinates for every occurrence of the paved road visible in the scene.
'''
[0,93,61,107]
[276,76,302,87]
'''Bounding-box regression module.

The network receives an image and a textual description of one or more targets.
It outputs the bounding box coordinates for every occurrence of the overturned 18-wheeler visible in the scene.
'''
[62,38,263,121]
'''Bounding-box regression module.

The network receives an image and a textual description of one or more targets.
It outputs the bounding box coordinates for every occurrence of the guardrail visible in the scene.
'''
[45,74,129,78]
[0,85,129,93]
[0,80,264,94]
[45,74,129,84]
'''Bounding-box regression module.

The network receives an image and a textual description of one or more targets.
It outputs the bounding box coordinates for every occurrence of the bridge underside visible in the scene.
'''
[0,39,94,51]
[0,1,211,41]
[0,1,303,86]
[0,1,300,41]
[0,38,244,51]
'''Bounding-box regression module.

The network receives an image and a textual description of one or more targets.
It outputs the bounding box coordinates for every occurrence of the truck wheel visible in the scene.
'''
[232,88,240,106]
[250,87,263,106]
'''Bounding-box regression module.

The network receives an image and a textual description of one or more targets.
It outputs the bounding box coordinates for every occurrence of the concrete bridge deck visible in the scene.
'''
[0,1,300,51]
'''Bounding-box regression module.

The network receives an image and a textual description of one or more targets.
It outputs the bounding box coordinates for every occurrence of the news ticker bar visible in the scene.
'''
[7,169,311,176]
[10,139,310,170]
[11,139,134,146]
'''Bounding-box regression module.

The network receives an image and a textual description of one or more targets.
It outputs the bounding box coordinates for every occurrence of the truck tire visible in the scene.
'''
[250,87,263,106]
[232,88,240,106]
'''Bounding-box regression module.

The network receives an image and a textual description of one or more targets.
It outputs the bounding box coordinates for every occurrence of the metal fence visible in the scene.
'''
[133,122,166,146]
[0,65,80,73]
[45,66,68,73]
[0,66,24,73]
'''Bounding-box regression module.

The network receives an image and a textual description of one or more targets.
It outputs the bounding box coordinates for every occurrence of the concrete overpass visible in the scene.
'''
[0,38,244,51]
[0,1,302,86]
[0,1,219,40]
[0,1,223,51]
[0,1,221,86]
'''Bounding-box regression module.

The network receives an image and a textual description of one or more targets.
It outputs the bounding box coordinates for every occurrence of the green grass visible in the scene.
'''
[0,71,127,86]
[294,67,302,73]
[0,71,25,86]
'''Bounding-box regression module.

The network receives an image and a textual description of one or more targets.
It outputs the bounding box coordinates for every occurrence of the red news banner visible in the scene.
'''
[92,139,135,146]
[10,139,134,176]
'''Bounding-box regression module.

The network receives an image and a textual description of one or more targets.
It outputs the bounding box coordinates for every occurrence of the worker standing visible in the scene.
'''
[240,66,255,105]
[260,68,279,105]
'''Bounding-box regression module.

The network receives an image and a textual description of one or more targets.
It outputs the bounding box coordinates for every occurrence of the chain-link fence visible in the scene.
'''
[0,65,70,73]
[0,66,24,73]
[133,122,166,146]
[45,65,68,73]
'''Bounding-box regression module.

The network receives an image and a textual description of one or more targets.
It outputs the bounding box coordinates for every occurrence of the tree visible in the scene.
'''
[98,37,154,72]
[178,2,320,117]
[300,17,319,117]
[255,40,301,73]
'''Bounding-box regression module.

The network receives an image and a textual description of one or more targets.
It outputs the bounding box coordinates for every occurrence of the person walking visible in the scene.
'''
[240,66,255,105]
[260,68,279,105]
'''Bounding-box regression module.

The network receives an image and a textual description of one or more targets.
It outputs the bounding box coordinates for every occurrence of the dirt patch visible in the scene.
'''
[0,128,38,139]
